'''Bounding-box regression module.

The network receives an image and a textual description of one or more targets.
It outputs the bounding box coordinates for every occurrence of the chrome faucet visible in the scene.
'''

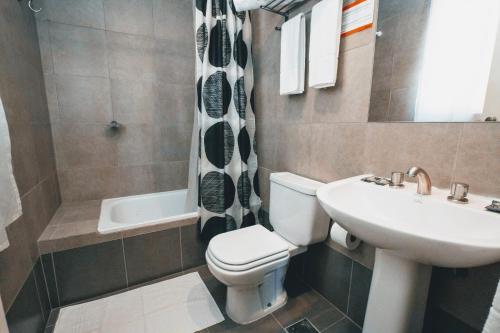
[406,167,432,195]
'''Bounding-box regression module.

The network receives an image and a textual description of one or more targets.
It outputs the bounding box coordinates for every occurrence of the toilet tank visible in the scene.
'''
[269,172,330,246]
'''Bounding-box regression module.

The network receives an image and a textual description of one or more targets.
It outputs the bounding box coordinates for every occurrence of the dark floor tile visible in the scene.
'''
[274,280,343,331]
[347,262,372,326]
[305,244,352,312]
[53,240,127,305]
[123,228,182,285]
[209,314,285,333]
[323,318,361,333]
[426,307,479,333]
[286,318,319,333]
[180,223,207,270]
[41,254,59,308]
[33,259,51,321]
[6,272,46,333]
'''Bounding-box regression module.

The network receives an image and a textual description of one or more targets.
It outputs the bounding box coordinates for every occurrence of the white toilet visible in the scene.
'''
[206,172,330,324]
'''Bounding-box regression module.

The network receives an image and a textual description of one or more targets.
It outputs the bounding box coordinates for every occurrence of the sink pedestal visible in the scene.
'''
[363,249,432,333]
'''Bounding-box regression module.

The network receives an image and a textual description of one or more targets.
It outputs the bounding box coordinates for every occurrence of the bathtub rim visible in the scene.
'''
[98,189,198,235]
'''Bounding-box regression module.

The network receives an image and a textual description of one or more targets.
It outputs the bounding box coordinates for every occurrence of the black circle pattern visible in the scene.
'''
[211,0,227,17]
[203,71,231,118]
[230,0,246,22]
[241,212,256,228]
[196,23,208,61]
[196,0,207,15]
[233,30,248,69]
[196,0,261,239]
[237,171,251,209]
[200,215,236,241]
[209,20,231,67]
[197,77,203,112]
[201,171,235,213]
[204,121,234,169]
[233,77,247,119]
[253,171,260,197]
[237,127,250,163]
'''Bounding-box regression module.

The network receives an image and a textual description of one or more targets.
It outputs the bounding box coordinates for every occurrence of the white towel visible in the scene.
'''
[280,13,306,95]
[0,96,22,252]
[484,307,500,333]
[234,0,269,11]
[308,0,343,89]
[233,0,303,12]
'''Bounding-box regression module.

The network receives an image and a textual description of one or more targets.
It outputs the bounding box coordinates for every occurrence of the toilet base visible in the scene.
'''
[225,265,288,324]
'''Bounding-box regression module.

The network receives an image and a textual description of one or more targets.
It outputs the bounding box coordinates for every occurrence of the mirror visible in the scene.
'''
[369,0,500,122]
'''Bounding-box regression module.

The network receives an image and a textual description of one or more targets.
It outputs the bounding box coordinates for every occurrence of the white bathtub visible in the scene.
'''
[98,189,198,234]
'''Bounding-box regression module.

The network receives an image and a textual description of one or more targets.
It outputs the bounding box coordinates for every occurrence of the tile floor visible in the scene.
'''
[44,265,362,333]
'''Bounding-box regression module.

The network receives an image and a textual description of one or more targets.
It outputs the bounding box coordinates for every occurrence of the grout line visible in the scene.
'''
[449,123,465,186]
[301,277,360,330]
[50,253,61,307]
[120,237,129,287]
[271,313,284,329]
[31,268,48,322]
[346,260,354,314]
[179,227,184,271]
[322,317,347,332]
[40,256,55,309]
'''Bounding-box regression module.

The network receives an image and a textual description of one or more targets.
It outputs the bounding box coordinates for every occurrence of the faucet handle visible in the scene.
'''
[389,171,405,187]
[447,182,469,204]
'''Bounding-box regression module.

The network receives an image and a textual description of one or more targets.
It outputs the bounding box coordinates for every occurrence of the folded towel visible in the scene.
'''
[484,307,500,333]
[280,13,306,95]
[233,0,303,12]
[308,0,343,89]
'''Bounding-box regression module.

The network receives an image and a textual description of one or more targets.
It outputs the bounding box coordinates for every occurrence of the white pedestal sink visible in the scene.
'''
[317,175,500,333]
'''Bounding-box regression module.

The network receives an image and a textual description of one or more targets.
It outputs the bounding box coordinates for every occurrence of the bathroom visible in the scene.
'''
[0,0,499,332]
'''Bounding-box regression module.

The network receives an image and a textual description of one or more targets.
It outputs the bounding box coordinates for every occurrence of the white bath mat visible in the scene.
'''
[53,272,224,333]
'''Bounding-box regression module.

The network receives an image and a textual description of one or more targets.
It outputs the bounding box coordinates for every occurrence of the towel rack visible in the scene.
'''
[260,0,312,30]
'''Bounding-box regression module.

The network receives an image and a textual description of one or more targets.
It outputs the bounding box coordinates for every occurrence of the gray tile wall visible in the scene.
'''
[36,0,195,202]
[253,0,499,331]
[0,0,61,316]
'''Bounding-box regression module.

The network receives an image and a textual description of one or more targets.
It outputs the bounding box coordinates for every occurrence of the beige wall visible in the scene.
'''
[36,0,195,202]
[253,1,500,330]
[0,1,60,311]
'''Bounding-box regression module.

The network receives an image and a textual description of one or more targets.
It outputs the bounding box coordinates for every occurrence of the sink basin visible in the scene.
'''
[317,175,500,268]
[316,175,500,333]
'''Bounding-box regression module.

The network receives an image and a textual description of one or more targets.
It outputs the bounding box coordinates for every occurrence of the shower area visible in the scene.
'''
[1,0,262,331]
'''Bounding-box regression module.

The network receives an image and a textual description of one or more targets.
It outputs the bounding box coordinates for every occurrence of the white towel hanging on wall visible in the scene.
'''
[0,96,22,252]
[308,0,343,89]
[280,13,306,95]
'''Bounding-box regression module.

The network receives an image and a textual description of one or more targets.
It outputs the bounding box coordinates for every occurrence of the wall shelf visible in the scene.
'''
[260,0,311,29]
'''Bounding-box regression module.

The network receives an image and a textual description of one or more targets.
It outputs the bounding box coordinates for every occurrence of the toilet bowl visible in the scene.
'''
[206,172,330,324]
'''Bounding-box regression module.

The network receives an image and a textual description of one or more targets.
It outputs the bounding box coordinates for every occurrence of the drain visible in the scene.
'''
[285,318,320,333]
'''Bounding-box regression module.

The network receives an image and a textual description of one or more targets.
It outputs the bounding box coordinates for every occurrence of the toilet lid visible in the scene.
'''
[207,225,289,268]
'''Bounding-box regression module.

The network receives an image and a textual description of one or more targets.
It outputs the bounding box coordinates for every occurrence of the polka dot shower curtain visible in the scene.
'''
[194,0,261,240]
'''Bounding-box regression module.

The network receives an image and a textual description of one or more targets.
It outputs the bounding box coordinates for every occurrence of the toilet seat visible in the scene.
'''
[207,225,289,272]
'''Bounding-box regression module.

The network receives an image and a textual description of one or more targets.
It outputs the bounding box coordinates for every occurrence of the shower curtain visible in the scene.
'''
[191,0,261,240]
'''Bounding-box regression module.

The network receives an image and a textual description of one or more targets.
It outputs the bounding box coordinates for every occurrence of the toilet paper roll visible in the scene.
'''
[330,223,360,250]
